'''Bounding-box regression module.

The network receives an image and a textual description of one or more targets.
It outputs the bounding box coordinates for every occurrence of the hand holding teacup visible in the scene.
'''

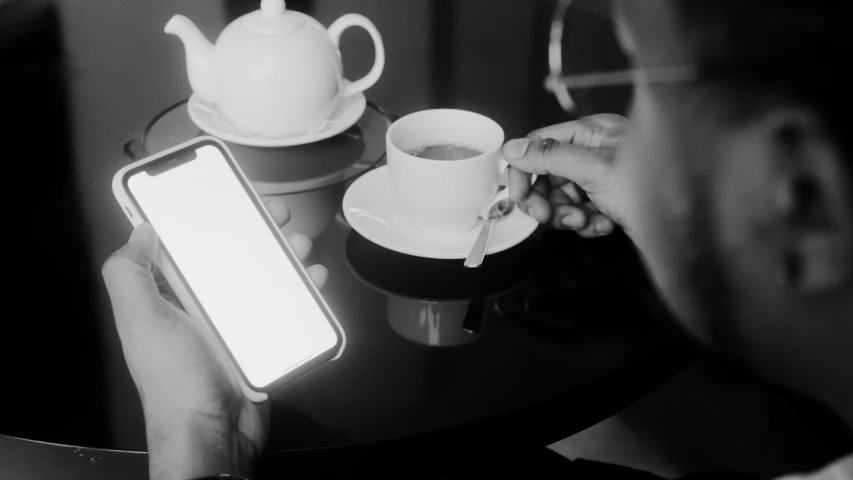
[500,114,628,237]
[386,109,536,238]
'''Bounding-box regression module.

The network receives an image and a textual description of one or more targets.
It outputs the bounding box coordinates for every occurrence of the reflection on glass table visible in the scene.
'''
[346,228,535,348]
[124,99,392,240]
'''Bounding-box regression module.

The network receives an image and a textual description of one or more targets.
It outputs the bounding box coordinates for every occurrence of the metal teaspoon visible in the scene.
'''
[463,198,515,268]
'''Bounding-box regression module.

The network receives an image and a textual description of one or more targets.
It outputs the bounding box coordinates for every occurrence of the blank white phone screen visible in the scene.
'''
[127,145,338,389]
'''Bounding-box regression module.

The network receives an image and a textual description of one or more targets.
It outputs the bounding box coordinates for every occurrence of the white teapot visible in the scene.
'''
[165,0,385,137]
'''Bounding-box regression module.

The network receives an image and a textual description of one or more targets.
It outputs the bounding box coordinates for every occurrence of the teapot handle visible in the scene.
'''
[328,14,385,98]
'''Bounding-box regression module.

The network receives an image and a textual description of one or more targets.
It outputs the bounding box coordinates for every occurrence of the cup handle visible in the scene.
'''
[328,14,386,98]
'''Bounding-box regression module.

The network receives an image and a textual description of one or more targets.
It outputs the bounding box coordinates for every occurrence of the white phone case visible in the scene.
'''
[111,136,346,401]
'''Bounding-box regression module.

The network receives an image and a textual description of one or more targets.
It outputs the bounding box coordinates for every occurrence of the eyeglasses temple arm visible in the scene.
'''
[550,65,699,90]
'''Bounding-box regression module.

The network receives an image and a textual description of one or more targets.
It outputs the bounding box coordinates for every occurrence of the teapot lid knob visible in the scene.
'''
[261,0,286,16]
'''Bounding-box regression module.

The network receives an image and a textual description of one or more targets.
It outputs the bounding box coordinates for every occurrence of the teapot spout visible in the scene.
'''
[165,15,217,103]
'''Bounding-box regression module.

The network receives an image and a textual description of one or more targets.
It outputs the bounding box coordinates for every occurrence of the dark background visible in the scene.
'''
[1,0,108,446]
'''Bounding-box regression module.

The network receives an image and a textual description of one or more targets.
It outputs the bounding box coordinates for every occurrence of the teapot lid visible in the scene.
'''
[240,0,305,35]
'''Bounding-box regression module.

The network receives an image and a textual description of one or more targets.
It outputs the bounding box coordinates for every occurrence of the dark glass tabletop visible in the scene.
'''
[0,95,690,476]
[120,99,689,456]
[0,1,692,477]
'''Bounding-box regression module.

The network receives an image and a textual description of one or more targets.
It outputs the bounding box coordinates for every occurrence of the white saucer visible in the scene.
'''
[187,85,367,147]
[343,166,538,259]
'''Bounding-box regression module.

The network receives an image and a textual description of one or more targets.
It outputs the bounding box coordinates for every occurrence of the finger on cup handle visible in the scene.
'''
[503,167,550,223]
[528,176,554,223]
[506,172,551,223]
[507,165,534,205]
[501,156,537,197]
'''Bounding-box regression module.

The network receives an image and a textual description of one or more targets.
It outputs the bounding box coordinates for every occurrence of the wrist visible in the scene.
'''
[145,410,258,480]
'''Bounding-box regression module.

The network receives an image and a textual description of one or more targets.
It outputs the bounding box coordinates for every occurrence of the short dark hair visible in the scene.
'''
[671,0,852,166]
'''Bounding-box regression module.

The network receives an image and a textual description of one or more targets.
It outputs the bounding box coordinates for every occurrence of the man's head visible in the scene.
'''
[610,0,853,415]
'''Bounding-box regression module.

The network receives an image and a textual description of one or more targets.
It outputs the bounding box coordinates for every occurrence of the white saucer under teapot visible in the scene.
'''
[165,0,385,138]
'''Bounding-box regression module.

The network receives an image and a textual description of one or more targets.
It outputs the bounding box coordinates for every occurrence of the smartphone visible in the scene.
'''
[112,136,345,395]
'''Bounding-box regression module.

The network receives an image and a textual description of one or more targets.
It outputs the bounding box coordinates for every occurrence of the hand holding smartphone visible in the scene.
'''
[111,137,346,399]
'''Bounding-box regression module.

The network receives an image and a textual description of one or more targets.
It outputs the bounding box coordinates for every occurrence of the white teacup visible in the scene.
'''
[386,109,514,238]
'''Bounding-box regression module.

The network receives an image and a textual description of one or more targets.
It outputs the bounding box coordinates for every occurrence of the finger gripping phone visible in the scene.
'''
[112,137,345,396]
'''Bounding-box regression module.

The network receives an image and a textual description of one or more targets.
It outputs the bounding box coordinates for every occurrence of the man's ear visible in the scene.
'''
[767,108,853,295]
